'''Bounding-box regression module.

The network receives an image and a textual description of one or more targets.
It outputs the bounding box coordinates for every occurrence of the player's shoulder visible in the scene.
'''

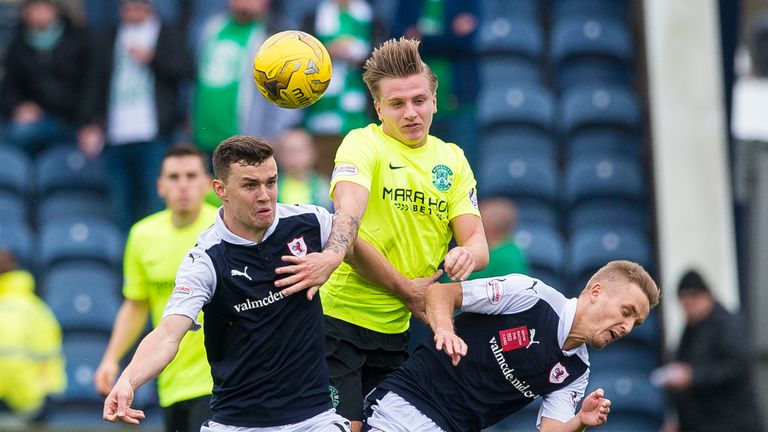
[129,209,172,239]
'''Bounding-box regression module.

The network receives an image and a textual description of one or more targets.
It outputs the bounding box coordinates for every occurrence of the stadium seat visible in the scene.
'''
[36,190,113,226]
[514,200,560,229]
[34,146,109,197]
[550,17,634,90]
[585,370,665,423]
[564,130,644,161]
[563,154,646,207]
[479,57,541,88]
[60,334,109,403]
[0,193,27,222]
[588,340,660,373]
[478,84,555,134]
[42,262,121,333]
[478,154,559,207]
[566,226,653,296]
[0,144,31,196]
[481,129,557,163]
[476,16,543,65]
[567,199,649,236]
[37,217,124,269]
[559,84,642,138]
[0,218,33,268]
[550,0,630,22]
[478,0,540,22]
[514,223,565,291]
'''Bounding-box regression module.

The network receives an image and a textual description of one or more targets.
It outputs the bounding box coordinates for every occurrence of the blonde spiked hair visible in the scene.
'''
[584,260,660,308]
[362,37,438,101]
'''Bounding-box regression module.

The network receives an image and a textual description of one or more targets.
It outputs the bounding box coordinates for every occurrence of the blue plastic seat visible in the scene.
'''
[60,334,109,403]
[0,193,27,221]
[0,218,33,268]
[42,262,121,332]
[550,17,634,90]
[479,57,541,87]
[586,370,664,422]
[568,199,649,236]
[38,217,124,269]
[564,130,643,161]
[550,0,630,22]
[478,154,559,207]
[481,129,557,162]
[478,83,556,133]
[34,146,109,197]
[559,84,642,138]
[588,340,660,373]
[478,0,540,22]
[514,223,565,291]
[0,144,31,196]
[476,16,544,62]
[514,200,560,229]
[36,191,113,226]
[563,154,646,207]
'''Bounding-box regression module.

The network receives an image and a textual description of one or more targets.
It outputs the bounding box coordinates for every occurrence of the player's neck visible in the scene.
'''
[171,207,202,229]
[563,298,588,351]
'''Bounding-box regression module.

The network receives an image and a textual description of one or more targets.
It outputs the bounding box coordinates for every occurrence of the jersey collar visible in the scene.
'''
[558,298,579,354]
[213,207,279,245]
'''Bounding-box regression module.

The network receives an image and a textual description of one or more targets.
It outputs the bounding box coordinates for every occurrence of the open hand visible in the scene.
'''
[103,379,145,425]
[578,388,611,427]
[434,328,467,366]
[275,251,343,300]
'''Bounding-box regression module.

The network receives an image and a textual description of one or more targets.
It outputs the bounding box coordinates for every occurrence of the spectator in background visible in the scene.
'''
[276,128,332,210]
[0,248,65,421]
[472,196,529,279]
[655,270,764,432]
[299,0,385,174]
[94,145,216,432]
[78,0,194,231]
[391,0,479,163]
[192,0,300,157]
[1,0,89,152]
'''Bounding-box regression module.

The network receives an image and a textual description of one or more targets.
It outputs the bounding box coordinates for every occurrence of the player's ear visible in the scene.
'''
[212,178,227,201]
[373,99,382,120]
[588,282,603,303]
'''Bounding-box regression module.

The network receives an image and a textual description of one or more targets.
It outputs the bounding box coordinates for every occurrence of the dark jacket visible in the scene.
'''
[1,18,90,123]
[674,303,764,432]
[79,22,194,137]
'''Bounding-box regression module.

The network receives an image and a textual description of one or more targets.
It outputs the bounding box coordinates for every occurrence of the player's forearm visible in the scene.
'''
[102,300,150,364]
[118,316,189,390]
[461,233,489,271]
[425,283,461,331]
[540,416,587,432]
[324,210,361,260]
[346,237,410,296]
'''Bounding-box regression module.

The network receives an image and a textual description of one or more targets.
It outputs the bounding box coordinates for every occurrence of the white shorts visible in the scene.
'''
[201,409,350,432]
[365,391,446,432]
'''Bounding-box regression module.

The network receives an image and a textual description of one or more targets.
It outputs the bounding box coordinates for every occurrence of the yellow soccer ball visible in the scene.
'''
[252,30,333,109]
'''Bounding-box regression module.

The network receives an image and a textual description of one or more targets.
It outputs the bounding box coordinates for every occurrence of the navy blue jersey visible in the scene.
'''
[164,204,334,427]
[378,275,589,432]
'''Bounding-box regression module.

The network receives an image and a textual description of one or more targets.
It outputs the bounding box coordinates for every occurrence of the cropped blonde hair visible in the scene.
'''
[362,37,438,101]
[585,260,660,308]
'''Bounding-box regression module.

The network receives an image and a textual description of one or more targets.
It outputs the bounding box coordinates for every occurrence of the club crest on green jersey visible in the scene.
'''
[431,164,453,191]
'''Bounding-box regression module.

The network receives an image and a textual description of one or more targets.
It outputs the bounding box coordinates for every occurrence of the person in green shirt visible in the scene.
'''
[276,128,332,210]
[94,145,217,432]
[472,196,529,279]
[275,37,489,432]
[192,0,300,156]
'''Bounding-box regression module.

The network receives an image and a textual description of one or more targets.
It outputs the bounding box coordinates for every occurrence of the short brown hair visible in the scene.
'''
[162,144,208,174]
[586,260,660,308]
[362,37,438,101]
[212,135,274,182]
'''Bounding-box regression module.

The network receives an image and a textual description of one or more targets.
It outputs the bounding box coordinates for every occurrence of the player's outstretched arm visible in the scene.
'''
[103,314,193,425]
[540,389,611,432]
[95,299,150,396]
[276,182,367,299]
[426,282,467,366]
[444,214,489,281]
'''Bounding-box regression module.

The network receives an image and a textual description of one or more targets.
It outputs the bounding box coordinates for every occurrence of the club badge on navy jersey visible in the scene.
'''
[287,237,308,257]
[549,362,570,384]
